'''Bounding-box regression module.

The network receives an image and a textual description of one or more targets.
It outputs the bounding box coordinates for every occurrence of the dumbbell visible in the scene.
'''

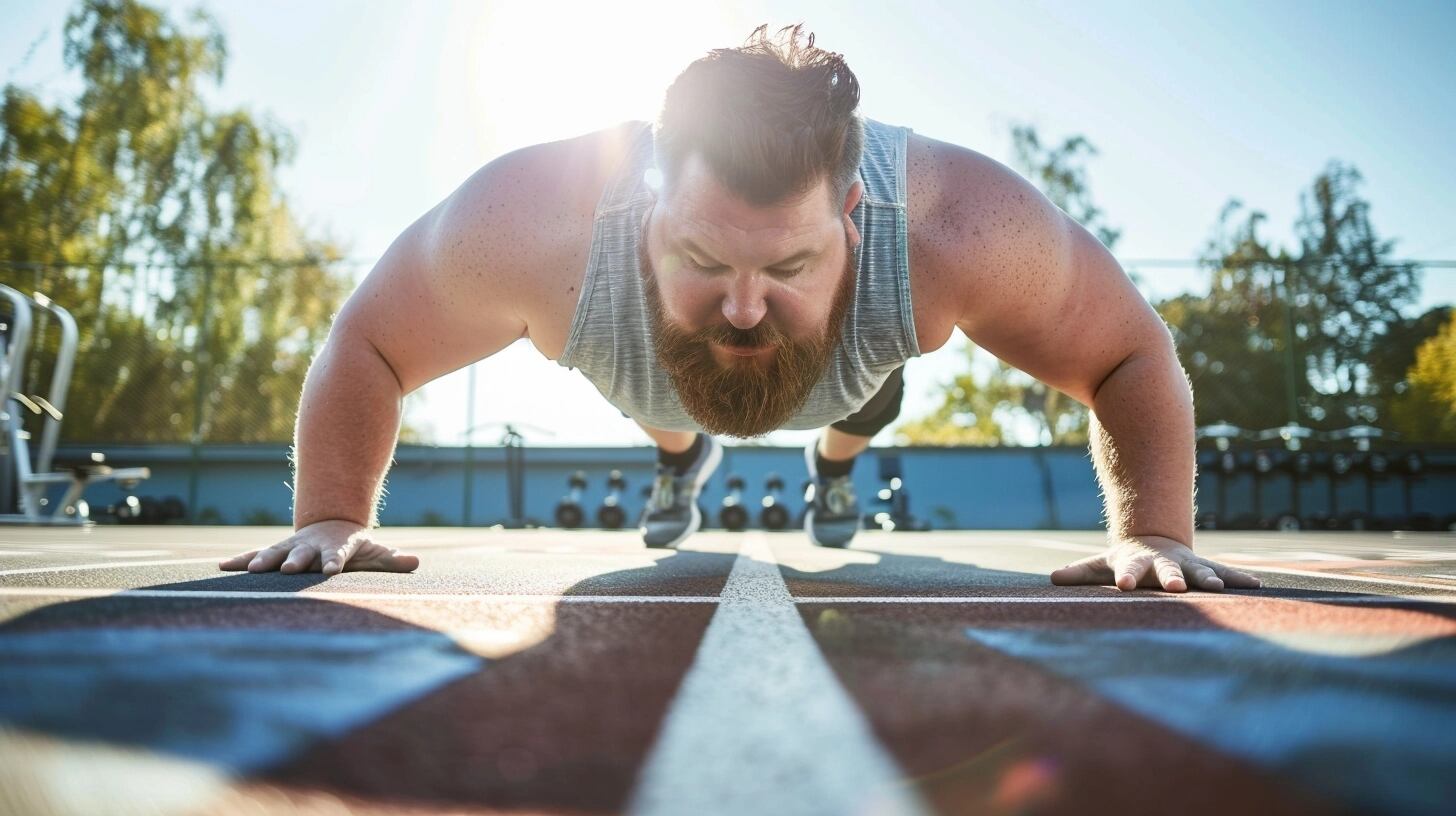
[760,473,790,531]
[1268,514,1302,532]
[111,495,164,524]
[1366,451,1390,477]
[555,470,588,529]
[1403,451,1424,475]
[597,470,628,529]
[719,474,749,531]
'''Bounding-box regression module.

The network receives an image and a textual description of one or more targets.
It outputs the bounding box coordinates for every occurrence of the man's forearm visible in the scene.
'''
[1088,343,1196,545]
[290,330,404,530]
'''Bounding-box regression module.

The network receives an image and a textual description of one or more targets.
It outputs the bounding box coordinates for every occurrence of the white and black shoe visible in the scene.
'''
[640,434,723,549]
[804,437,861,548]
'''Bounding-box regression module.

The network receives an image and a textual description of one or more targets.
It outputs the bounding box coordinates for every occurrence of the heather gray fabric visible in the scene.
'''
[555,117,921,432]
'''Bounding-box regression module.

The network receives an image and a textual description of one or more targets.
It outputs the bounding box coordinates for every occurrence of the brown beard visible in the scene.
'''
[639,224,856,438]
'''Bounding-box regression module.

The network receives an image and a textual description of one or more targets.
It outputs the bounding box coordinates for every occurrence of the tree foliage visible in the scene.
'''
[0,0,403,444]
[1161,161,1434,435]
[1388,310,1456,441]
[899,124,1447,446]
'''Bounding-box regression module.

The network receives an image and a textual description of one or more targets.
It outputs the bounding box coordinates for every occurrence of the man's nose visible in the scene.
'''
[721,274,768,330]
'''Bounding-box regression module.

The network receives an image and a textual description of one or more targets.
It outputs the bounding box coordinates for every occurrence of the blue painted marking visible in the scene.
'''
[965,628,1456,816]
[0,629,483,772]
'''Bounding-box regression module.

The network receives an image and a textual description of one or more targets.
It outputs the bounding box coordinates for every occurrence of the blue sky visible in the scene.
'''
[4,0,1454,446]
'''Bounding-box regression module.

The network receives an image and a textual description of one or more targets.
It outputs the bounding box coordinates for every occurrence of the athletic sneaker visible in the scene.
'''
[640,433,723,548]
[804,437,861,548]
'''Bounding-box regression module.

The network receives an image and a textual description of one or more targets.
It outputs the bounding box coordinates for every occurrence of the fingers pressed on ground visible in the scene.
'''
[1213,564,1263,588]
[1050,554,1111,586]
[1115,554,1152,592]
[248,544,292,573]
[1185,561,1225,591]
[219,550,259,571]
[280,545,319,574]
[345,549,420,574]
[319,539,357,576]
[387,551,421,573]
[1153,555,1188,593]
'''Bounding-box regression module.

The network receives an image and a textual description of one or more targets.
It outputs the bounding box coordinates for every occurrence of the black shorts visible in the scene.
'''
[622,364,907,437]
[831,365,905,437]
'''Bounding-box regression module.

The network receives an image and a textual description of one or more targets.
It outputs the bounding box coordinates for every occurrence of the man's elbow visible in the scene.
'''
[1090,329,1186,408]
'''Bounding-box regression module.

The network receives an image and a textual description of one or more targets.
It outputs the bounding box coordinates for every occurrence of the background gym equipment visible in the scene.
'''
[596,469,628,529]
[868,454,929,532]
[1253,424,1314,531]
[759,473,791,531]
[1398,451,1437,530]
[718,474,749,531]
[100,494,187,525]
[1325,425,1386,531]
[554,470,588,529]
[1,284,150,525]
[1195,422,1246,529]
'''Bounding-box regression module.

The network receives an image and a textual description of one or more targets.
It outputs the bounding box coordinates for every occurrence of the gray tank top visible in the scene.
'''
[556,117,921,432]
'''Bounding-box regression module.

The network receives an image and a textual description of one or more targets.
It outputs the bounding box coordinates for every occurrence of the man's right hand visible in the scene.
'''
[218,519,420,576]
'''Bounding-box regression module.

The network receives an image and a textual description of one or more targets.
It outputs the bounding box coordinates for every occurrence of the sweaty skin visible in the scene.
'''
[220,121,1260,594]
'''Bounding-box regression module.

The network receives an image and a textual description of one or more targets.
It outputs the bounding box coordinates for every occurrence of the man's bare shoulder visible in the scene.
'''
[905,130,1066,355]
[905,131,1004,355]
[433,121,646,360]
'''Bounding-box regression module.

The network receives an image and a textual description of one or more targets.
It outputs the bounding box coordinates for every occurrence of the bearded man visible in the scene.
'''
[222,25,1261,595]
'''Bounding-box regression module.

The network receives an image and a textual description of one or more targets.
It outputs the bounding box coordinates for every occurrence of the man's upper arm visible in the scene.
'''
[931,142,1171,406]
[331,147,557,395]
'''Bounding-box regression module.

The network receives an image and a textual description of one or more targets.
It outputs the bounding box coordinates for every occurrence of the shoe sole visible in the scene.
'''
[643,437,723,549]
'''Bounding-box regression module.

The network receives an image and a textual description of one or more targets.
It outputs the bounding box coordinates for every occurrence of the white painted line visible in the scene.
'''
[1231,565,1456,593]
[793,594,1456,606]
[0,557,222,577]
[628,533,927,816]
[0,587,720,603]
[1024,537,1104,553]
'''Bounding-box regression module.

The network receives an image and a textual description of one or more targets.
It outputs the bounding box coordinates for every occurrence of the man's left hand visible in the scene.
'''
[1050,535,1263,593]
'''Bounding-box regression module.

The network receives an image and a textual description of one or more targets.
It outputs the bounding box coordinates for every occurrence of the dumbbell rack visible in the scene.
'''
[0,283,150,525]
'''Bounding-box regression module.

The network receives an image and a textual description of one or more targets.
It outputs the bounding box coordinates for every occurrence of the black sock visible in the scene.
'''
[815,447,855,478]
[658,433,704,475]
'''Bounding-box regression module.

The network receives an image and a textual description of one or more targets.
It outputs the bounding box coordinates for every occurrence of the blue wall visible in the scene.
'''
[43,443,1456,530]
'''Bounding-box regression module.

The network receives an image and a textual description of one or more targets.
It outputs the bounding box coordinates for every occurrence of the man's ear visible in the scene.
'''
[841,179,864,246]
[841,178,864,216]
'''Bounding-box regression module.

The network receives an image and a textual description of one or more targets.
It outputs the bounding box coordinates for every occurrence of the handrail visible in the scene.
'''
[0,285,33,418]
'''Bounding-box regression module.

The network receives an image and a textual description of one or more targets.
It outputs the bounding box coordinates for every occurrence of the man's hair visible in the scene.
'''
[655,24,863,210]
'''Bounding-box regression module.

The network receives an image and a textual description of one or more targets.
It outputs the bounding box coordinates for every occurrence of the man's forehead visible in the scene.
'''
[660,153,836,242]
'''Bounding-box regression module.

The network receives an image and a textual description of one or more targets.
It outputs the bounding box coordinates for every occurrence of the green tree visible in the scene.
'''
[0,0,413,443]
[897,124,1117,446]
[1162,161,1424,433]
[1389,310,1456,442]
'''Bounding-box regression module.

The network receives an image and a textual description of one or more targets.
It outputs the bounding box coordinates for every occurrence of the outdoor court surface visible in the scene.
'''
[1,527,1454,816]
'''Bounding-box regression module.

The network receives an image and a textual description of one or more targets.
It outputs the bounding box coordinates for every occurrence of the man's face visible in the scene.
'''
[639,153,863,438]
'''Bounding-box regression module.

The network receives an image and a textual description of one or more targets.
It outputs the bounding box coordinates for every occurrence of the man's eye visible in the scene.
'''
[686,258,726,273]
[687,258,804,277]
